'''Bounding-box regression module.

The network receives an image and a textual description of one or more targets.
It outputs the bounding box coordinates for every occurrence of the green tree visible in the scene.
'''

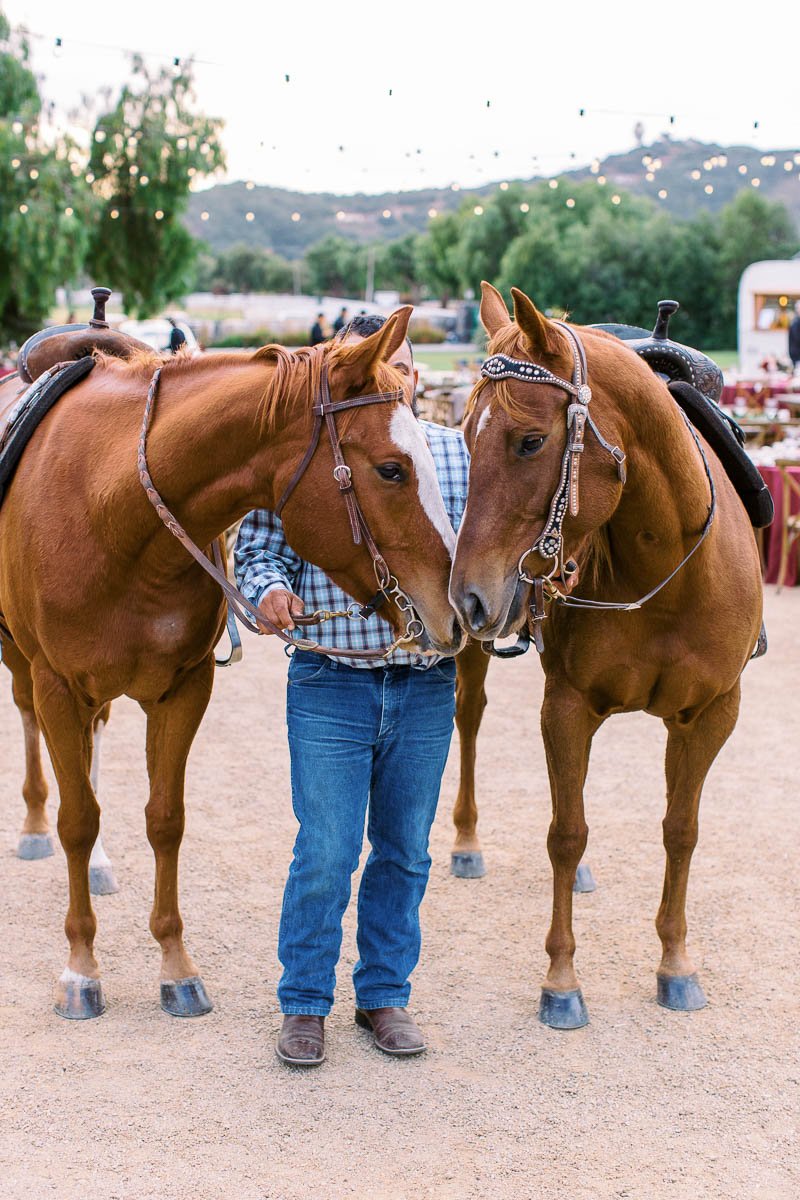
[415,211,465,306]
[0,13,93,344]
[455,184,533,295]
[303,235,366,297]
[196,243,294,293]
[86,56,225,316]
[376,234,421,299]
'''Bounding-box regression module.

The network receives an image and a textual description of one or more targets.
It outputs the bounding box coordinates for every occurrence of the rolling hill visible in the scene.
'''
[186,137,800,259]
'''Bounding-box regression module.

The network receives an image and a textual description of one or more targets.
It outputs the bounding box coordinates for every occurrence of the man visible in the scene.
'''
[332,306,349,335]
[235,315,468,1067]
[309,312,327,345]
[789,300,800,371]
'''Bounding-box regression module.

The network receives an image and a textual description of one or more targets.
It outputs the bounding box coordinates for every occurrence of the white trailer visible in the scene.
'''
[738,258,800,375]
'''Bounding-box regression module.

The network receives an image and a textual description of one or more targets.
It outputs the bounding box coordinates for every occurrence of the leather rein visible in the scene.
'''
[137,362,426,662]
[481,321,717,656]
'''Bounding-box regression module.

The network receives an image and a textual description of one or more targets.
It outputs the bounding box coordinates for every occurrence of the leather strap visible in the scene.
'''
[137,365,418,661]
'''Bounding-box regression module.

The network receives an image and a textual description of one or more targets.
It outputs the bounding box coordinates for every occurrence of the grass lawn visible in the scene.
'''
[416,346,740,372]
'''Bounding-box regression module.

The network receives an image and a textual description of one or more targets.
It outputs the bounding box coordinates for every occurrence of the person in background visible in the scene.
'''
[166,317,187,355]
[235,314,469,1068]
[310,312,327,345]
[789,301,800,372]
[333,306,349,335]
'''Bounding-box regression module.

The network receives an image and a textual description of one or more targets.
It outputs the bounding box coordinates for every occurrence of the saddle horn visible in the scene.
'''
[589,299,723,403]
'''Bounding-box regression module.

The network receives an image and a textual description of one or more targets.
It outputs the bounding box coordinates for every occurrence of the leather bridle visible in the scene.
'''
[480,322,716,655]
[137,362,427,662]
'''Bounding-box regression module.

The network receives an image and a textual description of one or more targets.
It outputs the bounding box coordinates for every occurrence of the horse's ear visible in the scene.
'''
[511,287,565,357]
[480,281,511,338]
[331,306,412,387]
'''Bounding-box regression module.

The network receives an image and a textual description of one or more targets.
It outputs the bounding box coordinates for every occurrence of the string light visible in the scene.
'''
[19,203,28,213]
[109,208,119,218]
[291,211,301,221]
[200,210,210,220]
[428,208,438,218]
[658,188,668,199]
[154,209,164,219]
[519,202,529,212]
[473,205,484,215]
[548,179,558,190]
[565,197,575,208]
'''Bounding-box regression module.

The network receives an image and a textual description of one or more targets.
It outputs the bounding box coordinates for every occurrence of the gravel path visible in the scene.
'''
[1,587,798,1200]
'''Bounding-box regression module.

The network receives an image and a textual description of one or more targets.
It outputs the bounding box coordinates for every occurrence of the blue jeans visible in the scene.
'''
[278,650,457,1016]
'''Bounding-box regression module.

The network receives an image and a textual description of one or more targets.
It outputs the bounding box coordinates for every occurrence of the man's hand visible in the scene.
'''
[259,589,305,633]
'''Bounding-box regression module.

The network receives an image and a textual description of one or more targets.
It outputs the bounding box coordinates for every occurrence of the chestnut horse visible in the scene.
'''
[0,308,462,1019]
[449,282,762,1029]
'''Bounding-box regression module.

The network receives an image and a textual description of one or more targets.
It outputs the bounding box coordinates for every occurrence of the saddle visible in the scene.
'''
[590,302,774,529]
[0,288,150,509]
[0,357,95,507]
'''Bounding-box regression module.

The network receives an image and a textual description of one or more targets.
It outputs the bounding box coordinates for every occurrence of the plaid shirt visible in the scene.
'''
[234,421,469,669]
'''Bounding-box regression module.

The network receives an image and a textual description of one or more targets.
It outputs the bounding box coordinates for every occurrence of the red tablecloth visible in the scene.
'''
[759,464,800,585]
[721,380,793,407]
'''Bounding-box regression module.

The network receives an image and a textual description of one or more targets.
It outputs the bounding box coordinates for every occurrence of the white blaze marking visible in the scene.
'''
[475,405,492,439]
[389,406,455,551]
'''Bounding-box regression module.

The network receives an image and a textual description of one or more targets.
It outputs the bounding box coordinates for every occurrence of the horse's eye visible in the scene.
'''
[375,462,406,482]
[518,434,545,458]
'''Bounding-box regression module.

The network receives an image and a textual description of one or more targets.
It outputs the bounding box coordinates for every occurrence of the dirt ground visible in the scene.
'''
[1,587,798,1200]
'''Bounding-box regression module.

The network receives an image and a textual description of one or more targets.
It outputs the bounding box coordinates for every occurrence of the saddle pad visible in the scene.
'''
[0,356,95,507]
[668,380,774,529]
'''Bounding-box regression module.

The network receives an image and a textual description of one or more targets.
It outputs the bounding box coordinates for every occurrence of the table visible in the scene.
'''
[721,379,799,407]
[758,464,800,585]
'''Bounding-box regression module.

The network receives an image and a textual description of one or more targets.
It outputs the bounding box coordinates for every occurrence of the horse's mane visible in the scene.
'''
[93,340,406,433]
[252,341,406,433]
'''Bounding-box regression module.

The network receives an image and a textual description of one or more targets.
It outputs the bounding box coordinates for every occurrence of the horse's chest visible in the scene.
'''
[557,627,712,719]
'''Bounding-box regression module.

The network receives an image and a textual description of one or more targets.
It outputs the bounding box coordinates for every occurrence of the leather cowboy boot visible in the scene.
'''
[355,1007,426,1056]
[276,1015,326,1066]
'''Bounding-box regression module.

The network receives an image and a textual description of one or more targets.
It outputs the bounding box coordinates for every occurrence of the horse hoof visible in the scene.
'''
[657,972,707,1011]
[573,862,596,893]
[89,864,120,895]
[539,987,589,1030]
[17,832,55,860]
[54,971,106,1020]
[450,851,486,879]
[160,976,213,1018]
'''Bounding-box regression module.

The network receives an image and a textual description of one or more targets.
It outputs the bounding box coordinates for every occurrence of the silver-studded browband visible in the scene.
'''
[481,322,627,581]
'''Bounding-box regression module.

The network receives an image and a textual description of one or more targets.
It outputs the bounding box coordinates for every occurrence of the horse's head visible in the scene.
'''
[450,283,628,641]
[276,307,464,656]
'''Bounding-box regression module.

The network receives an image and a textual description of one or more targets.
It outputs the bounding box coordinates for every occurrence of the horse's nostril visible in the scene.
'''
[464,590,487,631]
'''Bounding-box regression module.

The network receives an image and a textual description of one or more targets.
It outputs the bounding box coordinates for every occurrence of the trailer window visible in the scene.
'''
[753,293,800,331]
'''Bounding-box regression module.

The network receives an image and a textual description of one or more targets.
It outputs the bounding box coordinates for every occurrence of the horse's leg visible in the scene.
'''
[87,704,119,896]
[451,640,489,878]
[31,661,105,1019]
[539,678,602,1029]
[3,638,54,860]
[656,682,741,1011]
[142,655,214,1017]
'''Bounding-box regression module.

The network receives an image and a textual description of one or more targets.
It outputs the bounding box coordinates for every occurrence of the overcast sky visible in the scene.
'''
[7,0,800,195]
